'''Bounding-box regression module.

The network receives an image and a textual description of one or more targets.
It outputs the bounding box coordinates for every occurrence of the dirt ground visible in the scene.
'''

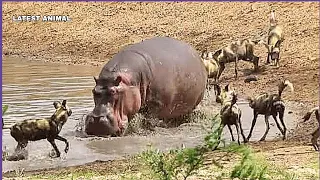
[2,2,319,179]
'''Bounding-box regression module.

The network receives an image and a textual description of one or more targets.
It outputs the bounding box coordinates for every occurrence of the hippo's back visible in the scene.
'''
[125,37,207,118]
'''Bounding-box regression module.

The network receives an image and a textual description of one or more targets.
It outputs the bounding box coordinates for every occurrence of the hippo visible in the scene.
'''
[85,37,208,136]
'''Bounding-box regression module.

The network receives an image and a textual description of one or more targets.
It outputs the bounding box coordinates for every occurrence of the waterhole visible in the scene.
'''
[2,57,296,173]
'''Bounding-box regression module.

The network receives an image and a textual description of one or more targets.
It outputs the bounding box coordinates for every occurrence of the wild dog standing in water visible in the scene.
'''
[213,84,246,147]
[211,38,260,80]
[8,100,72,161]
[302,107,319,151]
[246,80,294,142]
[262,10,284,67]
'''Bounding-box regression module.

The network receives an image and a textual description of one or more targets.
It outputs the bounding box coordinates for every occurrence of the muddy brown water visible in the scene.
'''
[2,57,296,173]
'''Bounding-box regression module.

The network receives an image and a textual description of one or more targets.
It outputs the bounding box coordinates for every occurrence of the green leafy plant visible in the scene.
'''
[138,113,224,180]
[226,144,268,180]
[3,104,9,115]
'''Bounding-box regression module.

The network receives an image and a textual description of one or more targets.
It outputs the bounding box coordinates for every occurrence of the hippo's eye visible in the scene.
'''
[110,89,116,95]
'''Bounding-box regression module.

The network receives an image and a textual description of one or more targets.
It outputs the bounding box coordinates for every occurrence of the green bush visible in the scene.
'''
[138,113,272,180]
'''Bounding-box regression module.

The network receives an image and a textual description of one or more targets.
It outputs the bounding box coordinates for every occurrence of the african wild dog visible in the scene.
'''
[213,83,246,148]
[200,50,220,87]
[7,100,72,161]
[246,80,294,142]
[211,38,260,80]
[262,10,284,67]
[302,107,319,151]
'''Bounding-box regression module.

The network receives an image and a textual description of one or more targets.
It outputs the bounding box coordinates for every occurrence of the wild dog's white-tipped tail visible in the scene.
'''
[284,80,294,92]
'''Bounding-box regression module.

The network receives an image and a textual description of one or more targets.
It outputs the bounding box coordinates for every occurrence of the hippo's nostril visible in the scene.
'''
[92,116,107,123]
[93,116,100,123]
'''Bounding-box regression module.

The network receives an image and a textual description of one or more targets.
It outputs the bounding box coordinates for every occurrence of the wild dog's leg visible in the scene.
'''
[278,109,287,140]
[235,123,241,145]
[311,127,320,151]
[213,123,225,151]
[12,140,29,160]
[253,56,259,72]
[246,111,258,142]
[47,139,61,158]
[234,56,238,79]
[272,114,284,135]
[276,50,281,68]
[266,53,270,64]
[227,124,235,141]
[217,63,225,80]
[238,113,247,143]
[260,115,270,141]
[15,141,28,152]
[55,135,69,153]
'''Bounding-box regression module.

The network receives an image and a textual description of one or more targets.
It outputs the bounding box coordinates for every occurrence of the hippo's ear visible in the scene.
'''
[224,84,229,92]
[114,76,122,86]
[53,101,62,109]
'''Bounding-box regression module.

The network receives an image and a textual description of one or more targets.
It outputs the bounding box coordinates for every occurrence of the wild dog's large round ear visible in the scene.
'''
[275,40,282,48]
[213,49,222,60]
[53,101,62,109]
[224,84,229,92]
[62,100,67,107]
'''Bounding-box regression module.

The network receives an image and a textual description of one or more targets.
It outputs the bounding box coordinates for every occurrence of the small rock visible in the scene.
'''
[244,75,258,83]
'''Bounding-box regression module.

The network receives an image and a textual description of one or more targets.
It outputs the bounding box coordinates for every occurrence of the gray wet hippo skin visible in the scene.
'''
[85,37,208,136]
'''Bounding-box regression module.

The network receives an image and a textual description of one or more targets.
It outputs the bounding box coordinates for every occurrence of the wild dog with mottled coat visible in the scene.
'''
[200,51,220,85]
[212,38,260,80]
[262,10,284,67]
[213,84,246,147]
[8,100,72,161]
[246,80,294,142]
[302,107,319,151]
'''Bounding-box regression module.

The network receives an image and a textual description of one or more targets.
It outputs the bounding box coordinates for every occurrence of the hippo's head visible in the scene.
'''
[85,75,141,136]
